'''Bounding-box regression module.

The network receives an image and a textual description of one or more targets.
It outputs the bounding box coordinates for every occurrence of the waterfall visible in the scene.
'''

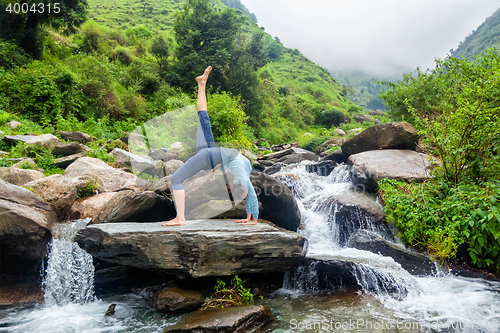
[42,218,96,306]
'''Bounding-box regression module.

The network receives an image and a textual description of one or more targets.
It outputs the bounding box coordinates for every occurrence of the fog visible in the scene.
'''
[240,0,499,76]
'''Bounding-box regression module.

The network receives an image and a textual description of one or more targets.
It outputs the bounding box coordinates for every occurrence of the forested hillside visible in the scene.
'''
[451,6,500,60]
[0,0,363,146]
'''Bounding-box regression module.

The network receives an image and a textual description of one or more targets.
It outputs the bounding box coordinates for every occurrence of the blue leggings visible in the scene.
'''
[171,110,222,191]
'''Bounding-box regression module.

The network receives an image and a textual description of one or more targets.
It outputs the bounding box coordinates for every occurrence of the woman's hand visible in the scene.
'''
[235,214,258,225]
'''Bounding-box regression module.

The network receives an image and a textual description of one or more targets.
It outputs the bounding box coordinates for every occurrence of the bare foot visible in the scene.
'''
[240,220,257,225]
[195,66,212,85]
[161,216,186,226]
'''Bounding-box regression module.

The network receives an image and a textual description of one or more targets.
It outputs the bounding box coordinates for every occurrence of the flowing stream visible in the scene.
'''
[1,162,500,332]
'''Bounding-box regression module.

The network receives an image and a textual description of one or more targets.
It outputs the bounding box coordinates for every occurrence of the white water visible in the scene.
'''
[275,161,500,332]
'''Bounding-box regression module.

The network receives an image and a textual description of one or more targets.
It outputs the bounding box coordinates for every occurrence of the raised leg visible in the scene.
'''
[196,66,212,112]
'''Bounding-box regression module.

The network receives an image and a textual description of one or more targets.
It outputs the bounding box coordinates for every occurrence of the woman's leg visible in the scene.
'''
[196,66,211,112]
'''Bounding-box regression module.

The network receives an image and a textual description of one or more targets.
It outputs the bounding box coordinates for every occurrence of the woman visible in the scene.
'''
[162,66,259,226]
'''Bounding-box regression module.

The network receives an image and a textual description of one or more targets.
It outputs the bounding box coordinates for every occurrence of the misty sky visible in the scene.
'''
[240,0,500,76]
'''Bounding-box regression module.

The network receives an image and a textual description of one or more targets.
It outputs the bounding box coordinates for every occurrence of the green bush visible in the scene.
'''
[379,179,500,274]
[300,136,329,152]
[0,41,30,69]
[318,109,345,128]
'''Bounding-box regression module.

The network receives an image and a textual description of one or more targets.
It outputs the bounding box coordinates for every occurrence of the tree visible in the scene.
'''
[151,35,169,74]
[0,0,88,58]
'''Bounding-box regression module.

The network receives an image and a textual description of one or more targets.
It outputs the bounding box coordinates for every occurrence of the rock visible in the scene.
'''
[153,286,205,313]
[163,159,184,176]
[347,230,435,276]
[0,255,44,306]
[23,174,98,217]
[170,142,183,150]
[53,152,87,168]
[341,122,419,156]
[54,130,94,143]
[333,128,346,136]
[348,149,434,193]
[352,114,372,123]
[75,220,306,277]
[321,149,347,164]
[151,176,172,193]
[346,128,363,136]
[0,166,46,186]
[149,148,181,162]
[251,161,265,172]
[190,200,261,220]
[257,147,272,152]
[304,187,391,246]
[242,149,258,162]
[10,157,44,173]
[52,142,90,156]
[255,138,270,147]
[26,134,61,151]
[91,190,176,224]
[305,160,338,176]
[110,148,156,174]
[369,110,385,116]
[2,134,36,145]
[374,119,382,124]
[250,171,301,232]
[263,162,285,175]
[277,151,319,164]
[163,305,277,333]
[0,179,56,259]
[68,192,117,220]
[0,130,4,139]
[315,137,347,154]
[64,157,150,192]
[257,159,274,166]
[5,121,22,130]
[0,151,7,157]
[258,148,293,161]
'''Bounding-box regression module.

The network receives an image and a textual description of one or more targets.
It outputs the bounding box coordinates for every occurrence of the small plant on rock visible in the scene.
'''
[201,275,254,309]
[77,180,99,199]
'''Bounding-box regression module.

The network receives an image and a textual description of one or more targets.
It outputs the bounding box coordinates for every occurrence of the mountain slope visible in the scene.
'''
[452,7,500,60]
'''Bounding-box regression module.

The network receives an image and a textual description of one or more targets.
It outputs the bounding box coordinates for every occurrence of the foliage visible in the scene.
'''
[380,51,500,184]
[7,142,63,176]
[379,179,500,274]
[85,141,116,163]
[202,275,254,309]
[300,136,329,152]
[77,180,98,199]
[0,40,30,69]
[318,109,346,128]
[208,92,251,148]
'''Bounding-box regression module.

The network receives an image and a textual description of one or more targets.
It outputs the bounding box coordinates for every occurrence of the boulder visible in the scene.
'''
[352,114,372,123]
[277,151,319,164]
[188,200,247,220]
[23,174,98,217]
[304,187,391,246]
[250,171,301,232]
[75,220,306,277]
[91,190,176,224]
[320,149,347,164]
[0,166,46,186]
[0,179,56,259]
[258,148,293,161]
[348,149,434,193]
[26,134,61,151]
[149,148,181,161]
[369,110,384,116]
[346,128,363,136]
[163,159,184,176]
[52,142,90,156]
[10,157,44,173]
[64,157,150,192]
[110,148,156,174]
[305,160,338,177]
[315,137,347,154]
[153,286,205,313]
[163,305,277,333]
[333,128,346,136]
[0,130,4,139]
[5,121,22,130]
[55,130,94,143]
[251,161,265,172]
[347,230,435,276]
[151,176,172,193]
[2,134,36,145]
[68,192,117,220]
[53,152,87,168]
[263,162,285,175]
[341,122,418,156]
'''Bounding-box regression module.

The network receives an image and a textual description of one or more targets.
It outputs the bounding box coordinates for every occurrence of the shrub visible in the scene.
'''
[202,275,254,309]
[300,136,329,152]
[318,109,345,128]
[0,41,30,69]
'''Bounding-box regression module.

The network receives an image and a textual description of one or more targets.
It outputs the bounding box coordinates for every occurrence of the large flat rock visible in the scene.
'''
[75,220,306,278]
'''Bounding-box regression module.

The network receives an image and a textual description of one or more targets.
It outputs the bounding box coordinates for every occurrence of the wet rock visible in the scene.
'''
[91,190,176,224]
[75,220,306,277]
[0,179,56,260]
[305,160,338,177]
[321,149,348,164]
[23,174,98,218]
[64,157,150,192]
[163,305,278,333]
[0,166,46,186]
[251,160,265,172]
[347,230,435,276]
[55,130,94,143]
[341,122,418,156]
[68,192,117,220]
[153,286,205,313]
[104,304,116,316]
[348,149,434,193]
[277,151,319,164]
[263,162,285,175]
[26,134,62,151]
[250,171,301,232]
[53,152,87,168]
[52,142,90,156]
[0,255,44,306]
